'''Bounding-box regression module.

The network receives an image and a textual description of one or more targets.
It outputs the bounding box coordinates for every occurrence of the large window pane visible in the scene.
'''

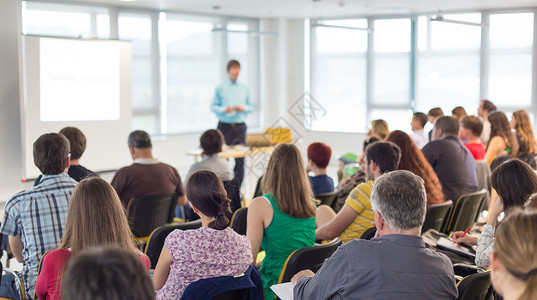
[489,54,532,107]
[315,19,368,54]
[431,14,481,50]
[374,19,411,52]
[370,109,413,133]
[490,13,533,48]
[227,23,248,55]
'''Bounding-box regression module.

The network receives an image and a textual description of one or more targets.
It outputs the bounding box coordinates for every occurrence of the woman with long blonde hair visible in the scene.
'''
[485,111,519,165]
[35,177,149,300]
[511,110,537,155]
[247,144,316,299]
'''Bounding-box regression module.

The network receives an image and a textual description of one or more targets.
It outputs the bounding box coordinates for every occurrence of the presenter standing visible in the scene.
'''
[211,60,253,186]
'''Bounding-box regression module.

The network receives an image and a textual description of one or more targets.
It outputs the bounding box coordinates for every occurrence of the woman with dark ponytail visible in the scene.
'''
[153,170,252,299]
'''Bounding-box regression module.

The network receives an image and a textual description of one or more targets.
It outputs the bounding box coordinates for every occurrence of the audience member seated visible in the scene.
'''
[386,130,445,206]
[422,116,478,202]
[460,116,486,160]
[511,110,537,167]
[367,119,389,140]
[186,129,232,181]
[0,133,76,299]
[292,170,458,299]
[427,107,444,142]
[410,112,428,149]
[35,177,150,300]
[451,106,468,121]
[62,247,155,300]
[478,99,496,144]
[306,142,334,194]
[453,159,537,268]
[111,130,186,208]
[246,144,316,300]
[485,111,519,165]
[153,170,252,299]
[316,141,401,244]
[490,210,537,300]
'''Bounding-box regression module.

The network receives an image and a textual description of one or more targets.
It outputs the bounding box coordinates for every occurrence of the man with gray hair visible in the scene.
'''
[292,170,458,299]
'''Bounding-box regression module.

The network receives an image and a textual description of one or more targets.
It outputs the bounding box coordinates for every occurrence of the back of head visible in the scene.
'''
[200,129,224,156]
[493,210,537,300]
[371,119,389,139]
[413,112,428,128]
[128,130,152,149]
[489,111,519,156]
[451,106,467,119]
[370,170,426,232]
[33,133,70,175]
[307,142,332,169]
[434,116,459,136]
[365,141,401,174]
[482,99,496,113]
[461,116,483,137]
[262,143,316,219]
[60,177,136,254]
[60,127,86,160]
[428,107,444,118]
[62,247,155,300]
[186,170,231,230]
[491,159,537,213]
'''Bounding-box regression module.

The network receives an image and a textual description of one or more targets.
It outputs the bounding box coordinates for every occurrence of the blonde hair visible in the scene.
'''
[494,209,537,300]
[59,177,138,255]
[513,110,537,154]
[371,119,389,140]
[261,144,316,219]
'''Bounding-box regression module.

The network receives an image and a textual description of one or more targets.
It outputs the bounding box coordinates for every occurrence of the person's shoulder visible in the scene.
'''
[46,248,71,260]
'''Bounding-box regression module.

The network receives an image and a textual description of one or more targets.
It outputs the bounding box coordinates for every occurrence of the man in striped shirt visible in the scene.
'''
[0,133,77,299]
[315,141,401,243]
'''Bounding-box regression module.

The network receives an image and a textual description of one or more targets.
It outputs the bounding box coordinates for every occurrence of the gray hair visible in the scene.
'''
[128,130,152,149]
[370,170,426,232]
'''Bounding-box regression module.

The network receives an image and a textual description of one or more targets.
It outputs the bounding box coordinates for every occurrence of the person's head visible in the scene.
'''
[186,170,231,230]
[307,142,332,170]
[525,193,537,211]
[432,116,459,140]
[411,112,427,131]
[511,110,537,154]
[460,115,483,140]
[451,106,468,121]
[489,111,519,156]
[427,107,444,124]
[33,133,70,175]
[227,60,241,82]
[127,130,152,159]
[200,129,224,156]
[59,127,86,161]
[59,177,137,255]
[491,159,537,214]
[370,170,426,235]
[369,119,389,139]
[490,210,537,300]
[364,141,401,180]
[358,136,381,166]
[478,99,496,118]
[61,247,155,300]
[261,144,316,219]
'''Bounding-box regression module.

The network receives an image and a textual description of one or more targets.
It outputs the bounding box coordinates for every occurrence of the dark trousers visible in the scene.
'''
[217,122,246,186]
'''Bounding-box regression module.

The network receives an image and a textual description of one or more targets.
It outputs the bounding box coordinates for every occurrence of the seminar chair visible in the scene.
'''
[456,271,493,300]
[1,262,26,300]
[360,227,376,240]
[421,200,453,233]
[443,189,487,234]
[127,193,177,245]
[315,191,338,209]
[144,220,202,269]
[277,238,342,284]
[230,207,248,236]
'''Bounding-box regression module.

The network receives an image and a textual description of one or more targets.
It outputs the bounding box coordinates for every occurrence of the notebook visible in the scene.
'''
[436,237,476,258]
[270,282,294,300]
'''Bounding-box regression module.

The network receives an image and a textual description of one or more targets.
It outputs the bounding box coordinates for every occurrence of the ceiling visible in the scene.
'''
[51,0,537,18]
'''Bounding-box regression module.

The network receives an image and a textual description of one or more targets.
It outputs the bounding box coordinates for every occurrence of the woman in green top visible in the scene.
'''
[247,143,317,299]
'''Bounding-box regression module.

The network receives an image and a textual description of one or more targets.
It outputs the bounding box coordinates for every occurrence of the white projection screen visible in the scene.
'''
[22,35,133,179]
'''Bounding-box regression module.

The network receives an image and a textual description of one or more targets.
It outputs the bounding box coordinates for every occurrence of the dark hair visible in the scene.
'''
[386,130,445,206]
[365,141,401,174]
[33,133,70,175]
[428,107,444,118]
[451,106,468,120]
[227,60,240,71]
[186,170,231,230]
[61,247,155,300]
[413,112,428,128]
[60,127,86,160]
[128,130,152,149]
[307,142,332,169]
[461,115,484,137]
[200,129,224,156]
[482,99,496,113]
[363,136,380,150]
[489,111,519,157]
[491,159,537,214]
[434,116,459,136]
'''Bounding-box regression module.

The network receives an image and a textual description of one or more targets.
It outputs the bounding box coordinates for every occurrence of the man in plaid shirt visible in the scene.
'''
[0,133,77,299]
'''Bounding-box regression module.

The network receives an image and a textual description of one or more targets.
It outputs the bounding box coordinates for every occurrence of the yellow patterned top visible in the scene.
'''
[338,180,375,244]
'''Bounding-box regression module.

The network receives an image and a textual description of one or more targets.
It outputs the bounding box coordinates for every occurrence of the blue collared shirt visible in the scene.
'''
[211,79,253,124]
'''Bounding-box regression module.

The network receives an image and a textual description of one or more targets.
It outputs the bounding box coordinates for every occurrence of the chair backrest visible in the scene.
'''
[475,160,491,220]
[456,271,492,300]
[360,227,376,240]
[127,193,177,238]
[444,189,487,234]
[278,238,342,284]
[223,177,243,213]
[253,176,264,198]
[230,207,248,236]
[315,191,338,209]
[144,220,202,269]
[422,200,453,233]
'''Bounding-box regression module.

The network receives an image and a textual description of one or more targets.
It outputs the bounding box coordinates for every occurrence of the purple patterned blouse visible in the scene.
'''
[156,227,252,299]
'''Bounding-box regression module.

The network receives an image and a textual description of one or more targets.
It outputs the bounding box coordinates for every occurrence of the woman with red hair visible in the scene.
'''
[307,142,334,194]
[386,130,445,206]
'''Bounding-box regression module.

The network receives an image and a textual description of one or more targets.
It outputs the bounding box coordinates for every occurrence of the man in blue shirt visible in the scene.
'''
[211,60,254,186]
